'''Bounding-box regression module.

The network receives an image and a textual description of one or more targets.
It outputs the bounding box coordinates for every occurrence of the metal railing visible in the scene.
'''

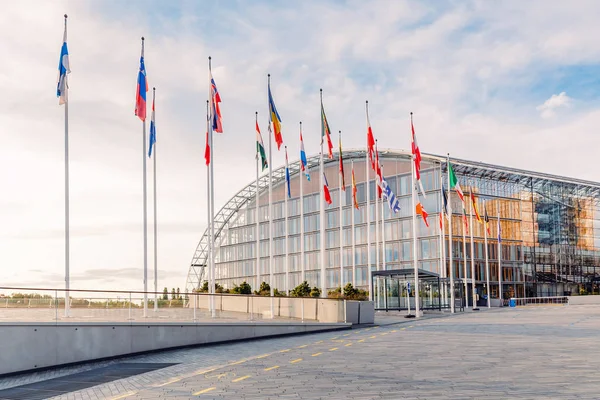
[511,296,569,306]
[0,287,347,324]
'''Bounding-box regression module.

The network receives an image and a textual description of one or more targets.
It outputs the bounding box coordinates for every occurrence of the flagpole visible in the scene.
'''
[255,112,261,291]
[319,89,326,298]
[381,164,386,272]
[338,131,344,292]
[462,207,468,309]
[410,113,420,317]
[365,101,372,300]
[152,87,158,312]
[268,75,274,315]
[446,154,455,313]
[208,57,216,318]
[285,145,289,295]
[470,187,478,310]
[375,140,380,276]
[299,122,305,284]
[497,202,502,305]
[205,100,212,307]
[439,164,447,308]
[63,14,70,318]
[141,37,149,318]
[351,160,356,287]
[484,200,491,308]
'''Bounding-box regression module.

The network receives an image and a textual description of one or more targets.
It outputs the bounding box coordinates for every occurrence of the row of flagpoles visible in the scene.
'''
[56,16,504,319]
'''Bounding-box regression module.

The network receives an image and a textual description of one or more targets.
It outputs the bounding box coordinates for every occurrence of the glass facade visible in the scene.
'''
[187,152,600,299]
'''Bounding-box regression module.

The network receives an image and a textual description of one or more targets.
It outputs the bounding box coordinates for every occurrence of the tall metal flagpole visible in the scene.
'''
[285,146,289,295]
[208,57,216,318]
[255,112,261,290]
[462,208,468,309]
[141,37,148,318]
[446,154,455,313]
[365,101,372,300]
[470,186,478,310]
[268,75,274,315]
[300,122,305,284]
[319,89,326,298]
[206,100,212,310]
[62,14,71,318]
[338,131,344,291]
[375,141,380,276]
[351,160,356,287]
[410,125,420,318]
[439,165,447,307]
[152,87,158,312]
[498,202,502,304]
[381,164,386,272]
[484,200,491,308]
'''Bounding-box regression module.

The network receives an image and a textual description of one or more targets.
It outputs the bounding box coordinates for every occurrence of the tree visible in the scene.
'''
[238,281,252,295]
[171,288,176,300]
[162,287,169,300]
[310,287,322,298]
[291,281,311,297]
[200,281,209,293]
[255,281,271,296]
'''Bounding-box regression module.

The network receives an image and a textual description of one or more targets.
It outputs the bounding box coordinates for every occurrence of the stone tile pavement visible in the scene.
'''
[2,304,599,399]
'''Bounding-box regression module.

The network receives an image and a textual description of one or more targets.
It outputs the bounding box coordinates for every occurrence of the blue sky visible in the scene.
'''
[1,0,600,292]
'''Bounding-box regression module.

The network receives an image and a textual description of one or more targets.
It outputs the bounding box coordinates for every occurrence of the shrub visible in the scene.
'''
[310,287,322,298]
[341,283,369,300]
[273,288,285,297]
[238,281,252,295]
[291,281,311,297]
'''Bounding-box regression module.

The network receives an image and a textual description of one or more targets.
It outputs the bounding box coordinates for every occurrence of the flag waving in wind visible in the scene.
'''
[268,78,283,150]
[411,113,426,198]
[351,161,359,209]
[135,38,148,121]
[484,202,491,235]
[204,101,210,166]
[471,188,482,223]
[300,125,310,181]
[382,179,401,214]
[323,173,332,205]
[366,102,376,169]
[148,88,156,157]
[375,141,383,198]
[338,131,345,191]
[320,91,334,159]
[416,202,429,228]
[448,161,465,204]
[256,117,268,171]
[209,68,222,133]
[285,147,291,198]
[57,15,70,105]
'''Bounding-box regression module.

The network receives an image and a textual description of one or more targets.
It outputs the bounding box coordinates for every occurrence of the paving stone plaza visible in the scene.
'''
[1,305,599,399]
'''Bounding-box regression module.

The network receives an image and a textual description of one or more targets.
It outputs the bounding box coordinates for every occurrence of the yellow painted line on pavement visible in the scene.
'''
[232,375,251,383]
[408,325,414,328]
[194,367,220,376]
[329,347,338,351]
[342,333,350,336]
[369,335,377,339]
[365,328,372,331]
[391,330,397,333]
[155,377,182,387]
[381,332,389,336]
[358,339,365,343]
[297,344,308,348]
[345,343,353,347]
[373,326,380,328]
[311,352,322,357]
[229,359,247,366]
[279,349,291,353]
[290,358,303,364]
[264,365,280,371]
[314,340,324,344]
[256,354,271,359]
[400,328,406,331]
[194,387,216,395]
[108,392,137,400]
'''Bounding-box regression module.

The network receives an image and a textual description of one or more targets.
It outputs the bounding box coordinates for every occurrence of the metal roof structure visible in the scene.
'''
[185,149,600,292]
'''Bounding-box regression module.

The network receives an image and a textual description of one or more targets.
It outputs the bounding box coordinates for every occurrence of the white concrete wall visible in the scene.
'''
[568,295,600,305]
[0,321,348,376]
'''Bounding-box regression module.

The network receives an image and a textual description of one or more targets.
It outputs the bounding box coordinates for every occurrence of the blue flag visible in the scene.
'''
[148,91,156,157]
[57,17,70,105]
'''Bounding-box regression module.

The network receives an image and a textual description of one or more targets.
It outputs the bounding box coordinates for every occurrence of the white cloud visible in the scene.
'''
[536,92,572,118]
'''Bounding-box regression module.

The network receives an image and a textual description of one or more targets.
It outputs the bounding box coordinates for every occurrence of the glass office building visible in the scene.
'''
[185,150,600,300]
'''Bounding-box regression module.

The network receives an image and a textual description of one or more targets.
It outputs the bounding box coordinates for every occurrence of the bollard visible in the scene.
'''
[343,299,347,323]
